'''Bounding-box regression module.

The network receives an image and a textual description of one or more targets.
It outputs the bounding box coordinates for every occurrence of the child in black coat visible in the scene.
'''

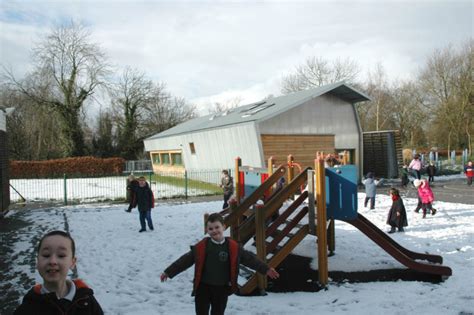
[386,188,408,233]
[427,161,437,183]
[14,231,103,315]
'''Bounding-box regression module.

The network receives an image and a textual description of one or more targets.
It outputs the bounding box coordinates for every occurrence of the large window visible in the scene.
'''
[171,153,182,165]
[151,153,160,165]
[161,153,170,165]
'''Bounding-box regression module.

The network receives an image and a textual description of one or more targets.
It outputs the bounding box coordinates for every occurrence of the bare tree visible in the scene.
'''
[110,67,197,159]
[110,67,153,160]
[207,96,242,114]
[419,40,473,153]
[4,21,109,157]
[281,56,360,94]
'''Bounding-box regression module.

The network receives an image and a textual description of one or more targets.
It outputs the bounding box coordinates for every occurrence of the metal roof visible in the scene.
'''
[146,81,371,140]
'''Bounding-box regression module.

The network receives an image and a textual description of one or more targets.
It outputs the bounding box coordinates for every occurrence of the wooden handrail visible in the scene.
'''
[237,167,311,243]
[223,165,286,228]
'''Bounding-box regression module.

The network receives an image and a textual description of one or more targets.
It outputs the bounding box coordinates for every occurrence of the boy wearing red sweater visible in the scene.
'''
[160,213,279,315]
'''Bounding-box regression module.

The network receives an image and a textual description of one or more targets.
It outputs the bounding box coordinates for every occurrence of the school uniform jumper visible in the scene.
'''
[14,279,103,315]
[164,237,269,315]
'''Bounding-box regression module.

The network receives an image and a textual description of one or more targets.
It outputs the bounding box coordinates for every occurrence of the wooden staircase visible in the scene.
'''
[219,165,313,295]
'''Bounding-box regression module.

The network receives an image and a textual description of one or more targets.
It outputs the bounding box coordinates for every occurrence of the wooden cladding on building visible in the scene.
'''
[261,134,335,169]
[363,130,402,179]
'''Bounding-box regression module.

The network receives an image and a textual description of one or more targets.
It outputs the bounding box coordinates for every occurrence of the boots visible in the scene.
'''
[388,227,396,234]
[431,208,437,215]
[422,210,427,219]
[398,227,404,232]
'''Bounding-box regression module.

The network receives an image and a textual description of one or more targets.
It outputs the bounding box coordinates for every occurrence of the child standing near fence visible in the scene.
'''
[160,213,279,315]
[129,176,155,232]
[14,231,103,315]
[400,164,409,188]
[386,188,408,233]
[427,161,437,183]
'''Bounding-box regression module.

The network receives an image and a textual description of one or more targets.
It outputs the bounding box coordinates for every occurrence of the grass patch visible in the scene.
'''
[150,174,221,195]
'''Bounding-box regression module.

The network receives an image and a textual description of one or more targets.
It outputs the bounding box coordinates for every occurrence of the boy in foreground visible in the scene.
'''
[14,230,103,315]
[160,213,279,315]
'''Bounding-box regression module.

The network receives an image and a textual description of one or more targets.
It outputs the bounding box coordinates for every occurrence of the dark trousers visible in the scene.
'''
[223,191,232,209]
[195,283,229,315]
[401,175,409,187]
[468,177,473,186]
[139,210,153,230]
[364,196,375,209]
[414,170,421,179]
[414,197,422,212]
[428,175,434,183]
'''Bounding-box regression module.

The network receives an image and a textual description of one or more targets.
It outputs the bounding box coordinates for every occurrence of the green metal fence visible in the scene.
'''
[9,169,226,204]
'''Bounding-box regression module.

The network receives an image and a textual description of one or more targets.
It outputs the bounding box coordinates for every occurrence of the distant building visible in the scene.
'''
[144,82,370,175]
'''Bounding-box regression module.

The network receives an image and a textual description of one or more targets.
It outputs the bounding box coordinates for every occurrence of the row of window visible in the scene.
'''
[151,152,182,166]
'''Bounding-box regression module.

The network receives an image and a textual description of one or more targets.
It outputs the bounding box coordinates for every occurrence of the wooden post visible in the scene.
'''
[287,155,294,199]
[307,169,316,235]
[315,155,328,287]
[268,156,274,193]
[327,219,335,256]
[235,157,242,205]
[229,198,240,241]
[203,213,210,234]
[255,203,267,294]
[287,155,294,183]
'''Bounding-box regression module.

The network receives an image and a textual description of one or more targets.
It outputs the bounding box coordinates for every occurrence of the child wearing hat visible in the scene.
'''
[413,179,437,218]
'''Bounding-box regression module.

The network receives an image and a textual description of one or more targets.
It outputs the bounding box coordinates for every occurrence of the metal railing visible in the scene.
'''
[9,169,228,204]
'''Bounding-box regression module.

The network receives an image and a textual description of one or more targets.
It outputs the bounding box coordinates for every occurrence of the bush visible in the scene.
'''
[10,156,125,178]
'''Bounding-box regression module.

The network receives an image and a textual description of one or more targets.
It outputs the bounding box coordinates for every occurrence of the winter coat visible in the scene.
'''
[221,175,234,195]
[418,180,434,204]
[427,165,436,176]
[362,177,380,198]
[14,279,103,315]
[387,196,408,228]
[127,179,139,207]
[131,183,154,212]
[465,164,474,178]
[164,237,269,296]
[409,159,422,171]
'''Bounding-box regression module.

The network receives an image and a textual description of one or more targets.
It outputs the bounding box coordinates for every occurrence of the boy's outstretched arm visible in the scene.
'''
[240,247,279,279]
[161,250,195,282]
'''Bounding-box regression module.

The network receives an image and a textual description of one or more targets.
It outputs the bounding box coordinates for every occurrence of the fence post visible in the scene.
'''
[315,154,328,287]
[63,173,68,206]
[184,170,188,199]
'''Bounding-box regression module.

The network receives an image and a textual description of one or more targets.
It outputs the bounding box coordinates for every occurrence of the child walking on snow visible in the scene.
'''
[14,231,103,315]
[413,179,437,218]
[160,213,279,315]
[362,172,381,210]
[386,188,408,233]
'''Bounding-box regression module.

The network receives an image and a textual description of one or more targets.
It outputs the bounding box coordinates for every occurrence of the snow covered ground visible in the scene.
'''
[6,192,474,314]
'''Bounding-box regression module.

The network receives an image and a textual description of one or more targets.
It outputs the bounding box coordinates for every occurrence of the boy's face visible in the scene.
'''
[37,235,76,287]
[138,179,146,187]
[206,220,225,242]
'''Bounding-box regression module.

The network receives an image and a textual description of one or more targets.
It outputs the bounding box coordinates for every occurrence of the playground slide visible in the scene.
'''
[343,214,452,277]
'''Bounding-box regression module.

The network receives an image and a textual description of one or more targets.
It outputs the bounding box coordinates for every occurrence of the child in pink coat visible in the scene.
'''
[413,179,437,218]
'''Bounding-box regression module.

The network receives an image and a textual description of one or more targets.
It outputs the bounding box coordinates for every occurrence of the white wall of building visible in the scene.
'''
[144,122,263,170]
[0,111,6,132]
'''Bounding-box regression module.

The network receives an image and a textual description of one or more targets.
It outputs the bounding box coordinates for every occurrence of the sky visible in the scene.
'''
[0,0,472,115]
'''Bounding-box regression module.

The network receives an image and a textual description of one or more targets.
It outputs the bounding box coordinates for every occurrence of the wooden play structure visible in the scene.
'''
[206,152,452,295]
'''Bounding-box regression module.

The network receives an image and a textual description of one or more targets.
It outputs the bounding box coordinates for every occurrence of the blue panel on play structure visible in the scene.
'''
[244,171,262,197]
[325,165,358,220]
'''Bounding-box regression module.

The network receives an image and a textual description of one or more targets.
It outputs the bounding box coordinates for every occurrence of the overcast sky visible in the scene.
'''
[0,0,472,115]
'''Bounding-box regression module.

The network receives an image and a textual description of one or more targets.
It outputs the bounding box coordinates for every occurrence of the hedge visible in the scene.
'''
[10,156,125,178]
